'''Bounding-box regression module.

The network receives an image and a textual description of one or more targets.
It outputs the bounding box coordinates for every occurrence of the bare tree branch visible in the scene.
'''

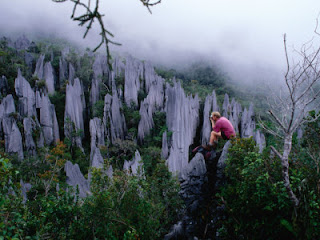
[52,0,160,68]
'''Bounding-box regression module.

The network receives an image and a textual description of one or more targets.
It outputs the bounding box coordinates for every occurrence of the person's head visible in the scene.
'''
[211,111,221,121]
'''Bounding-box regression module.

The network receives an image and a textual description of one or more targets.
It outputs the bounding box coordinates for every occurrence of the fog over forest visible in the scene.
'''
[1,0,320,86]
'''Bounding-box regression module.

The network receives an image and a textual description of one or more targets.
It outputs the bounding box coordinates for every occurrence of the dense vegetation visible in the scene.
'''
[214,116,320,239]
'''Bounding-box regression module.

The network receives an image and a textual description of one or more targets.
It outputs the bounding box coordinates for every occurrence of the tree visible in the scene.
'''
[261,28,320,207]
[52,0,161,68]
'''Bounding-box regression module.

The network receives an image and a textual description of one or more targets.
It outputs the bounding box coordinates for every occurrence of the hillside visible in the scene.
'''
[0,35,319,239]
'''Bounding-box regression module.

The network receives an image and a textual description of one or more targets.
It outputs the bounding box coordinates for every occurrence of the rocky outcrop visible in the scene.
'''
[124,56,144,106]
[0,95,24,160]
[137,99,154,142]
[64,77,86,149]
[89,118,105,166]
[241,103,256,138]
[23,118,37,156]
[123,150,144,177]
[3,118,24,160]
[64,161,90,198]
[15,69,36,117]
[44,62,55,94]
[103,90,127,144]
[254,130,266,153]
[14,35,30,50]
[201,90,219,145]
[34,55,45,80]
[165,80,200,177]
[0,76,8,97]
[39,93,60,145]
[137,73,165,142]
[90,55,109,106]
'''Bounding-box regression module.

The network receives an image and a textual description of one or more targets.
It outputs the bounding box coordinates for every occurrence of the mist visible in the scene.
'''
[1,0,320,86]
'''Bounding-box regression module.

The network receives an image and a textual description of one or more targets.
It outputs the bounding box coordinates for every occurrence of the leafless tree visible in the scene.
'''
[260,28,320,207]
[52,0,161,68]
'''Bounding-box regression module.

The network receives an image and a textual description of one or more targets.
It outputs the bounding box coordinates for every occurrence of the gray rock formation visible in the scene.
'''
[68,63,76,84]
[15,69,36,117]
[64,77,86,149]
[241,103,256,138]
[137,70,165,142]
[20,179,32,204]
[23,118,37,156]
[44,62,55,94]
[0,95,23,160]
[165,80,200,177]
[103,90,127,144]
[39,93,60,145]
[89,118,105,166]
[64,161,90,198]
[215,141,232,188]
[254,130,266,153]
[201,90,218,145]
[14,35,30,50]
[229,99,242,134]
[161,131,169,159]
[222,93,230,117]
[90,55,109,106]
[59,57,68,86]
[137,99,154,142]
[0,94,16,117]
[124,56,144,106]
[25,52,34,75]
[0,76,8,97]
[34,55,45,80]
[123,150,144,177]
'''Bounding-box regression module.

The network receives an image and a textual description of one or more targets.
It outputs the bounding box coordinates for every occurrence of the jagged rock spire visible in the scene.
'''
[124,56,144,106]
[64,77,86,150]
[15,69,36,117]
[165,79,200,177]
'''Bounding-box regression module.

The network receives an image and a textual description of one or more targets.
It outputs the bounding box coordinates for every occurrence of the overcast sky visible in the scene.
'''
[1,0,320,84]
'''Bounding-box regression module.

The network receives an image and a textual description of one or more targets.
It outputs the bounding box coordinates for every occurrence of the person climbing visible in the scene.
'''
[206,111,235,150]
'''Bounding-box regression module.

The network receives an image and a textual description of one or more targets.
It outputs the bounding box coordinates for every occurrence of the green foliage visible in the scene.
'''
[35,79,47,91]
[216,137,320,239]
[122,104,141,139]
[92,100,105,119]
[108,139,138,169]
[143,111,171,147]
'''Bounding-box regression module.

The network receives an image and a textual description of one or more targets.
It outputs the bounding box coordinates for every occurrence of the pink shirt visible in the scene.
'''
[213,117,236,139]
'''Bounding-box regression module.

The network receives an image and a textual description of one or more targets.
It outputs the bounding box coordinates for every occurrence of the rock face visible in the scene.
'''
[64,161,90,198]
[241,103,256,138]
[137,65,165,142]
[44,62,55,94]
[39,93,60,145]
[23,118,37,156]
[124,56,144,106]
[15,69,36,117]
[90,55,109,107]
[165,80,200,177]
[0,95,24,160]
[254,130,266,153]
[34,55,45,80]
[201,90,219,145]
[0,76,8,97]
[64,77,86,149]
[123,150,144,177]
[103,90,127,144]
[89,118,105,167]
[14,35,30,50]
